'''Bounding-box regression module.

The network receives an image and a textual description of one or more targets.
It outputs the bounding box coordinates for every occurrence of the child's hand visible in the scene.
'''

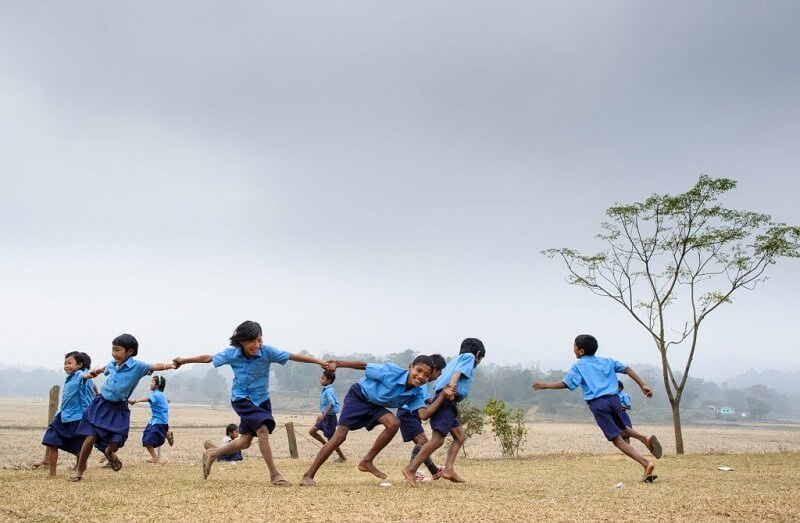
[172,358,183,369]
[641,385,653,398]
[324,360,337,372]
[532,382,545,390]
[443,387,455,400]
[127,399,136,405]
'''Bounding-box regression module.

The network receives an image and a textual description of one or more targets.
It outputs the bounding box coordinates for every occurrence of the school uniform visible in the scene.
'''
[562,355,628,441]
[618,390,633,428]
[77,357,152,448]
[338,363,427,431]
[42,371,89,454]
[213,345,290,435]
[142,389,170,447]
[217,435,243,461]
[397,386,431,442]
[428,353,477,436]
[314,384,340,439]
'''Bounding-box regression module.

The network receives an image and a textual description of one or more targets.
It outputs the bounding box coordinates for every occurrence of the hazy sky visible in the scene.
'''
[1,2,798,381]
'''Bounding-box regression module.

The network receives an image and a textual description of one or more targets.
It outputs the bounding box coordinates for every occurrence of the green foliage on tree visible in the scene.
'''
[543,175,800,453]
[483,398,527,457]
[455,400,485,457]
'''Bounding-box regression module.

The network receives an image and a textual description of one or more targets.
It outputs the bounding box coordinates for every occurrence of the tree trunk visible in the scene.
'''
[670,399,684,454]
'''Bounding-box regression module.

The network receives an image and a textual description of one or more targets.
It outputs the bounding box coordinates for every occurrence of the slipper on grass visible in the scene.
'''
[647,435,663,459]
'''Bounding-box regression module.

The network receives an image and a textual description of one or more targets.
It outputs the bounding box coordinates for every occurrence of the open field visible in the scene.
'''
[2,398,799,522]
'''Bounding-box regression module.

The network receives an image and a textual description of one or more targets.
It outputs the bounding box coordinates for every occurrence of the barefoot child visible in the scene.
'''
[403,338,485,487]
[36,351,95,477]
[172,320,327,486]
[397,353,447,481]
[216,424,243,462]
[532,334,662,482]
[71,334,175,481]
[128,375,174,463]
[300,355,436,487]
[308,370,346,463]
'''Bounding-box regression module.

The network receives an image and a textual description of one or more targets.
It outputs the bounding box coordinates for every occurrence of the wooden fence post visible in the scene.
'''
[285,422,298,459]
[48,385,60,426]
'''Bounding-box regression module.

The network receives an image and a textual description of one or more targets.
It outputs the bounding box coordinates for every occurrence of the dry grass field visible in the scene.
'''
[1,398,799,522]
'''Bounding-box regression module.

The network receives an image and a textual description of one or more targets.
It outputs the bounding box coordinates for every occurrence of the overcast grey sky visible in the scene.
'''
[1,2,798,380]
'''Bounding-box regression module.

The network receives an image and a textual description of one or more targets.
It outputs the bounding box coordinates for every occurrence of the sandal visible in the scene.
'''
[647,435,663,459]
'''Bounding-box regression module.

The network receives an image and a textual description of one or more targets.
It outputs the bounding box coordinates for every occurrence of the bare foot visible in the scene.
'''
[440,469,466,483]
[400,467,418,487]
[47,473,57,479]
[68,471,82,482]
[642,462,657,483]
[166,431,174,447]
[32,460,48,468]
[358,460,387,479]
[270,474,291,486]
[299,476,316,487]
[334,457,347,463]
[147,459,159,464]
[202,449,215,479]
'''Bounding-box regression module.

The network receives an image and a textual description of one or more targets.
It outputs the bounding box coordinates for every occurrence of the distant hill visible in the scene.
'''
[724,369,800,396]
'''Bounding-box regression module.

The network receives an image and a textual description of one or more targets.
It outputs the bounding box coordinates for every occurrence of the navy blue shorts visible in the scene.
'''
[397,407,424,442]
[314,413,338,439]
[142,423,169,447]
[587,394,627,441]
[620,409,633,429]
[42,413,85,455]
[232,398,276,435]
[429,392,460,436]
[337,383,391,431]
[77,395,130,448]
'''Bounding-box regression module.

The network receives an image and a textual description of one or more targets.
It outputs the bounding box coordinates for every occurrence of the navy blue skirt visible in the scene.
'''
[76,395,131,448]
[217,450,243,462]
[42,413,85,455]
[232,398,275,435]
[397,407,424,442]
[587,394,627,441]
[337,383,391,431]
[429,392,460,436]
[142,423,169,447]
[314,413,338,439]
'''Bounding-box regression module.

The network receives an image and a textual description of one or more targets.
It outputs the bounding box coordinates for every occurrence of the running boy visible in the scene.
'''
[402,338,485,486]
[308,370,346,463]
[532,334,662,482]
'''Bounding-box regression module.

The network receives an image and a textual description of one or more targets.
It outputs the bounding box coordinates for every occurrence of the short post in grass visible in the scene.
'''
[285,422,298,459]
[47,385,59,426]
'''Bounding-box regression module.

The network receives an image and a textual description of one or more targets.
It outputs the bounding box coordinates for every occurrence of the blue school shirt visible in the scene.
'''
[357,363,427,411]
[212,345,290,406]
[399,384,431,412]
[562,355,627,401]
[319,384,340,414]
[81,376,95,410]
[618,391,632,408]
[147,389,170,425]
[433,353,476,400]
[59,371,87,423]
[100,357,153,402]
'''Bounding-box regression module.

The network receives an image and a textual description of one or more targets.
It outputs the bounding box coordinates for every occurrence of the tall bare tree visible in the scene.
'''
[543,175,800,453]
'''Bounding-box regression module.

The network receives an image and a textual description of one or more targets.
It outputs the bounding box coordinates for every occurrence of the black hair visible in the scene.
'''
[229,321,263,348]
[322,370,336,383]
[112,333,139,357]
[617,380,624,391]
[411,355,434,371]
[226,423,238,436]
[459,338,486,359]
[575,334,598,356]
[80,352,92,369]
[429,353,446,373]
[64,351,88,370]
[152,375,166,391]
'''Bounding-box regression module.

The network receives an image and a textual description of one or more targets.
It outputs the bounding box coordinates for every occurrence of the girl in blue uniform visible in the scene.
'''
[36,351,95,477]
[173,320,327,486]
[70,334,175,481]
[300,355,439,487]
[129,375,173,463]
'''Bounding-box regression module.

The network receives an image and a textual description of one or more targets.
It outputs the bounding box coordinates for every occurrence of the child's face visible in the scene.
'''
[150,377,157,391]
[573,342,584,359]
[406,363,432,387]
[240,336,263,358]
[231,429,239,439]
[63,356,80,375]
[111,345,134,365]
[430,368,442,381]
[474,354,484,367]
[320,374,332,386]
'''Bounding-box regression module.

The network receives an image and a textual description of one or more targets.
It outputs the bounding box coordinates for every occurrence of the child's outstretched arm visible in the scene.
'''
[532,380,567,391]
[324,359,368,372]
[417,387,454,420]
[128,396,149,406]
[86,366,107,379]
[150,362,176,372]
[172,355,213,369]
[623,367,653,398]
[289,353,327,367]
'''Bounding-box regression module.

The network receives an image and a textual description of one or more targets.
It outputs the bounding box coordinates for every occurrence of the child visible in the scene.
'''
[308,370,346,463]
[36,351,95,477]
[70,334,175,481]
[397,353,447,481]
[402,338,485,486]
[172,320,327,486]
[300,355,437,487]
[618,380,633,439]
[128,375,174,463]
[217,424,243,462]
[532,334,663,482]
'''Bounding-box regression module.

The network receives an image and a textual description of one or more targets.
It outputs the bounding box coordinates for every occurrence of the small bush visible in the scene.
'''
[484,398,527,457]
[456,400,485,457]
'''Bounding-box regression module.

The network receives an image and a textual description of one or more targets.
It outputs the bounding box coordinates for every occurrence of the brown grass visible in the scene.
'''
[1,399,799,522]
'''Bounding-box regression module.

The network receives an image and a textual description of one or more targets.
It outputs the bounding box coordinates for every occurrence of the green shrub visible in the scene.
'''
[484,398,527,457]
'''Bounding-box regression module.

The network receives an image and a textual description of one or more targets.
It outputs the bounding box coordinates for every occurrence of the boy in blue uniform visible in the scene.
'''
[300,355,437,486]
[308,370,346,463]
[402,338,485,486]
[533,334,662,482]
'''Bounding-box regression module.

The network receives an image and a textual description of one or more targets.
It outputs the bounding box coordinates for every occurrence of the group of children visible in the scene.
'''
[38,321,663,486]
